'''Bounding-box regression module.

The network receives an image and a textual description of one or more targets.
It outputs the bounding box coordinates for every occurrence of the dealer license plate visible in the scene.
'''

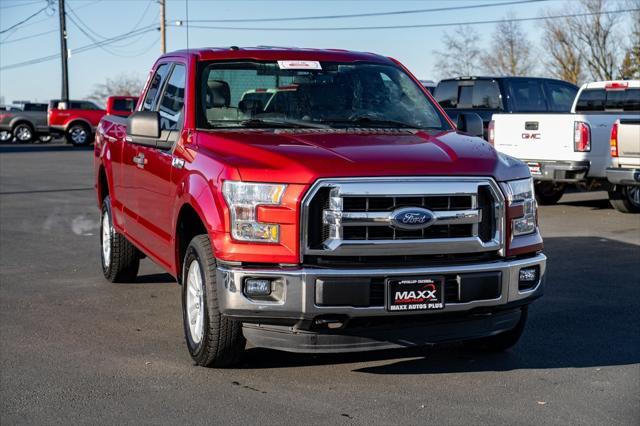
[386,276,444,312]
[527,162,542,176]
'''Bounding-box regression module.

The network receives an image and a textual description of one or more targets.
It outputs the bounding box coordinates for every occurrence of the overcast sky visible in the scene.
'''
[0,0,630,105]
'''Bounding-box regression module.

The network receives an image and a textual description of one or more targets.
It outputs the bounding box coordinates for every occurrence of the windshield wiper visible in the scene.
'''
[322,116,417,129]
[239,118,328,129]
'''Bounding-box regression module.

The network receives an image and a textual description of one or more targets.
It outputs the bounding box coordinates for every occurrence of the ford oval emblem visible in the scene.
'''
[390,207,436,230]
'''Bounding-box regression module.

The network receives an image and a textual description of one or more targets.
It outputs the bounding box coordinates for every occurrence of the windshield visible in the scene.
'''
[198,61,450,130]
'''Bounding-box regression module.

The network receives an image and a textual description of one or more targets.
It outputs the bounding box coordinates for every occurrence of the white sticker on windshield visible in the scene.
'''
[277,60,322,70]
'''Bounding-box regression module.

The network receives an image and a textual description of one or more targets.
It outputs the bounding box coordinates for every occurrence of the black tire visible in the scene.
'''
[182,235,245,367]
[100,196,140,282]
[534,181,565,205]
[463,307,528,352]
[608,185,640,213]
[66,123,92,146]
[38,135,53,143]
[12,122,34,143]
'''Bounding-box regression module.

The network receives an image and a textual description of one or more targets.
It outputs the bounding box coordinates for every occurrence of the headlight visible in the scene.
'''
[501,178,536,236]
[222,181,286,243]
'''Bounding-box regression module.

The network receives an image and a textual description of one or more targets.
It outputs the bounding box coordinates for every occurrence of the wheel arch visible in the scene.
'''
[173,173,226,282]
[65,118,93,132]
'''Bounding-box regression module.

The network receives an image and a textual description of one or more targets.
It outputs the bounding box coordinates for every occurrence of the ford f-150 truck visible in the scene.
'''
[94,47,546,367]
[49,97,137,146]
[490,80,640,205]
[607,118,640,212]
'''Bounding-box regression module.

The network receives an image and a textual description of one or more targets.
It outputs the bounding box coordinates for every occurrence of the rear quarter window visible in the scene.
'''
[575,88,640,112]
[508,80,548,112]
[433,81,458,108]
[545,82,578,112]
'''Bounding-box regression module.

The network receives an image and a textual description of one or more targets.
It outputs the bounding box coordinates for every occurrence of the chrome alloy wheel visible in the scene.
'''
[628,186,640,208]
[101,211,111,268]
[186,260,205,344]
[0,130,11,142]
[70,127,88,144]
[15,126,32,141]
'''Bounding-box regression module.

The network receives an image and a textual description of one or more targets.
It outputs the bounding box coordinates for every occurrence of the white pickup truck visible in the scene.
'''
[607,118,640,212]
[489,80,640,206]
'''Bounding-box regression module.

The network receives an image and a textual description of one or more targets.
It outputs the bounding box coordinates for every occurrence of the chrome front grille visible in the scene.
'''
[302,177,505,258]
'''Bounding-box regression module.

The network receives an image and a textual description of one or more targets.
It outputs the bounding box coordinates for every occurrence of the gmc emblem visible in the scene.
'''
[522,133,541,139]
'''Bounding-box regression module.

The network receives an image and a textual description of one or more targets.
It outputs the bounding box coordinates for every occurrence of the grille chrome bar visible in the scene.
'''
[301,177,505,258]
[324,209,482,227]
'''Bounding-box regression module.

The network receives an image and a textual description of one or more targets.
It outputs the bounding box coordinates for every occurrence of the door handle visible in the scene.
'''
[133,153,146,168]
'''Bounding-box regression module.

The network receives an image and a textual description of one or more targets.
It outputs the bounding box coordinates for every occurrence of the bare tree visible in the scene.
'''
[543,0,625,83]
[618,4,640,79]
[86,73,144,108]
[432,26,483,78]
[481,14,535,76]
[542,16,584,84]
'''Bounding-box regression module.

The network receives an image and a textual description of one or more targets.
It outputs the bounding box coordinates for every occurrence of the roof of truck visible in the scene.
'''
[161,46,394,64]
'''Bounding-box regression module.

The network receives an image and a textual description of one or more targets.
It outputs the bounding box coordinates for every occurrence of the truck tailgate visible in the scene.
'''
[493,113,575,162]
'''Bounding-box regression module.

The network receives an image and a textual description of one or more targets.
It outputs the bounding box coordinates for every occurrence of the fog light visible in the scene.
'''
[244,278,272,296]
[518,266,539,290]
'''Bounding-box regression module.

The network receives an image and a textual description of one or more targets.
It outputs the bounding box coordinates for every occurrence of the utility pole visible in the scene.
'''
[58,0,69,103]
[160,0,166,54]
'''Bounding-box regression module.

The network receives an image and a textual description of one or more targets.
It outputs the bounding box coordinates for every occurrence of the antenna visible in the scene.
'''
[185,0,190,51]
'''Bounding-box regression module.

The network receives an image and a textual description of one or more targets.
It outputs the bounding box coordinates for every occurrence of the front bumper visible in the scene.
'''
[606,167,640,186]
[217,253,546,351]
[524,160,590,182]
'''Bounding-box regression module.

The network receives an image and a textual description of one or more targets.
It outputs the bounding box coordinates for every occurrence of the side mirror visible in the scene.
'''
[456,113,484,138]
[127,111,160,146]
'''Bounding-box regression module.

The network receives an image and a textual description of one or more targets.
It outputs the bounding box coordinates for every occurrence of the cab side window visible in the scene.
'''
[157,64,186,130]
[142,64,170,111]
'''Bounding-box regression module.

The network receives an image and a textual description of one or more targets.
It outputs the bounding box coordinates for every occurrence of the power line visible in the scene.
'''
[0,29,57,45]
[183,0,550,23]
[0,0,101,42]
[0,1,54,34]
[0,26,157,71]
[0,0,42,10]
[173,8,640,31]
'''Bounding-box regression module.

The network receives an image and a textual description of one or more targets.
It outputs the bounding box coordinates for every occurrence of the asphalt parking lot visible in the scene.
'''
[1,144,638,425]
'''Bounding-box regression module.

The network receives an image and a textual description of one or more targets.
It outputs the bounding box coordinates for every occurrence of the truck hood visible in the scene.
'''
[196,129,530,184]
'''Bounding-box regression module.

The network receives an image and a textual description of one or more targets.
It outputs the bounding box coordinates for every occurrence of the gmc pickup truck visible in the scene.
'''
[433,76,578,140]
[607,118,640,212]
[95,47,546,367]
[491,80,640,205]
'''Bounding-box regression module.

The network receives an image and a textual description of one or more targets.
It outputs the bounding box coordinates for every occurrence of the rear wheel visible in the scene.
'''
[13,123,34,143]
[38,135,53,143]
[534,181,565,205]
[608,185,640,213]
[463,307,528,352]
[100,196,140,282]
[66,123,92,146]
[182,235,245,367]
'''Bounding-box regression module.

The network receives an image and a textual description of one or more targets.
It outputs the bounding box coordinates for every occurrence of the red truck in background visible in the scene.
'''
[94,47,546,367]
[49,96,137,146]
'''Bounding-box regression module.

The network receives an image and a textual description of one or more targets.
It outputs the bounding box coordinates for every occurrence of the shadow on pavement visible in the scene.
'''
[0,144,92,153]
[134,273,176,284]
[558,197,612,210]
[238,236,640,372]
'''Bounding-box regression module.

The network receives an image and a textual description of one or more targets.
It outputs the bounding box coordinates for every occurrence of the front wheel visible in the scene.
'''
[38,135,53,143]
[66,123,92,146]
[608,185,640,213]
[13,123,34,143]
[534,181,565,205]
[0,130,12,142]
[182,235,245,367]
[463,307,528,352]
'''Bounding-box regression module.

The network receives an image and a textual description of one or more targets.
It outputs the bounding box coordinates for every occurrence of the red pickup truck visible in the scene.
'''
[49,96,137,146]
[94,47,546,367]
